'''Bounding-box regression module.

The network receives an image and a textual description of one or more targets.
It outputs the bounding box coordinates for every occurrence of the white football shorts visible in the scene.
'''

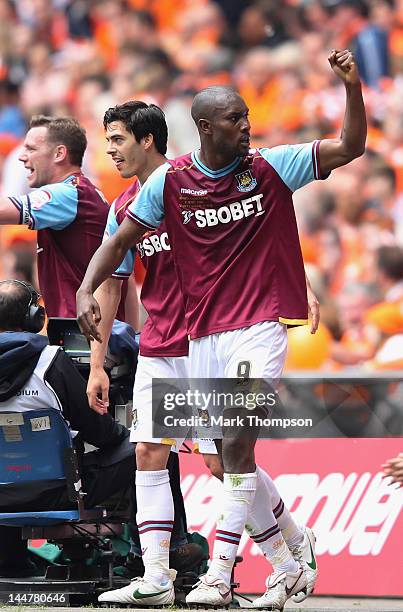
[130,353,218,454]
[188,321,288,439]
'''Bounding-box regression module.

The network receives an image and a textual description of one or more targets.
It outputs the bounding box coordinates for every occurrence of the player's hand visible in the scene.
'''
[87,368,110,415]
[328,49,360,85]
[307,285,320,334]
[76,288,102,342]
[382,452,403,486]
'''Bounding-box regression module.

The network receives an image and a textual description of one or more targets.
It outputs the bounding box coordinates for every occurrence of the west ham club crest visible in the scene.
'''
[235,169,257,192]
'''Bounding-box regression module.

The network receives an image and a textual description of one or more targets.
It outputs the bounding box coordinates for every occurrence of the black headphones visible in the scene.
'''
[0,279,45,333]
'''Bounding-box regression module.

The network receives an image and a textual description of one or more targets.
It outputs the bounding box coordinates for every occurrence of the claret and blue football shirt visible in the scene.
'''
[104,176,188,357]
[126,142,328,340]
[10,173,109,317]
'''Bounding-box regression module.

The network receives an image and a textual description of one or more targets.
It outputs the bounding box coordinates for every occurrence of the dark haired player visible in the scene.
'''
[85,102,204,602]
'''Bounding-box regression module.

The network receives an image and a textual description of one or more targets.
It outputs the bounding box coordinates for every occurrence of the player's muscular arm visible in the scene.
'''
[87,278,122,414]
[77,217,145,342]
[0,197,20,224]
[319,50,367,175]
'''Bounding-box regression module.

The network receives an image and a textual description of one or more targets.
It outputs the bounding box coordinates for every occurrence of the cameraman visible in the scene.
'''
[0,279,134,577]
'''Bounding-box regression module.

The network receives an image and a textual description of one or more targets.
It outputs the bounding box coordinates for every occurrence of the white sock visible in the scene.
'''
[208,472,257,585]
[136,469,173,584]
[257,466,304,548]
[245,466,299,573]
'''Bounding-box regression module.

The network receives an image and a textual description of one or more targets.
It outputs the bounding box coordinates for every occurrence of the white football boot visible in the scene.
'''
[98,569,176,605]
[186,574,232,607]
[253,567,307,610]
[290,526,317,602]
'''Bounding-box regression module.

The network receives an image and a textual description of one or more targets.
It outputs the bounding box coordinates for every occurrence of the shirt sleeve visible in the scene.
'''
[9,181,78,230]
[103,201,136,279]
[126,162,169,230]
[259,141,327,192]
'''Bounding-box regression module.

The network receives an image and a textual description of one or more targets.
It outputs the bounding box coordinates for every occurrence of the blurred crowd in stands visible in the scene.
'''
[0,0,403,372]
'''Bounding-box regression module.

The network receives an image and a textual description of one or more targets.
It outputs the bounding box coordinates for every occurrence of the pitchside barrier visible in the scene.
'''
[179,373,403,597]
